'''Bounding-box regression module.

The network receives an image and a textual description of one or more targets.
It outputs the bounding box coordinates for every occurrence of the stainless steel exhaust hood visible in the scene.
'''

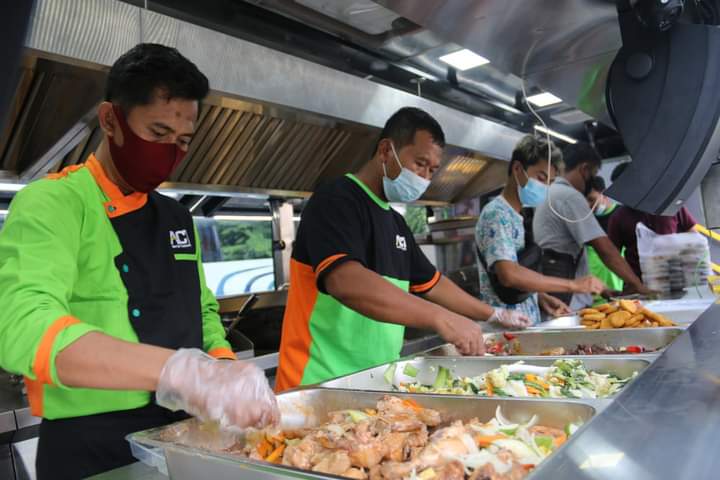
[0,0,526,204]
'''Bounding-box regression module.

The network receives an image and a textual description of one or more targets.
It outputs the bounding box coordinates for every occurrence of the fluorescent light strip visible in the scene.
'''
[534,125,578,144]
[527,92,563,107]
[0,183,25,192]
[439,49,490,71]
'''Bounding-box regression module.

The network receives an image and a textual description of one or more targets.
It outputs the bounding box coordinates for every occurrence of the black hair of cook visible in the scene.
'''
[375,107,446,155]
[508,134,564,175]
[590,175,606,192]
[562,142,602,172]
[105,43,209,111]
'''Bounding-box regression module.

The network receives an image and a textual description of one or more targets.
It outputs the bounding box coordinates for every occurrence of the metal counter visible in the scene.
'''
[531,301,720,479]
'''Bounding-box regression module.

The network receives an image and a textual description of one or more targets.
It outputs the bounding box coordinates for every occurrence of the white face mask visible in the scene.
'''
[382,143,431,203]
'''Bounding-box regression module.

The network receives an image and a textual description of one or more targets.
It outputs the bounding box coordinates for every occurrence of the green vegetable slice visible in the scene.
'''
[384,363,397,385]
[403,364,419,378]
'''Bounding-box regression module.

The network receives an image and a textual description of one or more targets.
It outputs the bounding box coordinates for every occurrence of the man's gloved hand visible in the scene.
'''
[489,308,532,330]
[156,349,280,431]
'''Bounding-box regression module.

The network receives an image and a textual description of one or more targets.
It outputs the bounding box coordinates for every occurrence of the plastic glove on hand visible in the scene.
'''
[156,349,280,432]
[489,308,532,330]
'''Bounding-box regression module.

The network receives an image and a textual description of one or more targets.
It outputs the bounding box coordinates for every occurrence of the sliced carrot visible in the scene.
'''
[522,464,535,471]
[553,433,567,448]
[265,444,286,464]
[485,377,494,396]
[256,439,273,458]
[526,374,550,389]
[526,386,541,396]
[474,434,506,447]
[402,398,423,411]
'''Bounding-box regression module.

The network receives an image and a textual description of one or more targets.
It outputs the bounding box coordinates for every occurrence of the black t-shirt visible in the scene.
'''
[275,173,439,391]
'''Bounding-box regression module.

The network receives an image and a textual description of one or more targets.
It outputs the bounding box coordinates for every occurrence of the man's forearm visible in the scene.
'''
[325,261,447,331]
[55,332,174,391]
[421,275,494,320]
[494,261,576,293]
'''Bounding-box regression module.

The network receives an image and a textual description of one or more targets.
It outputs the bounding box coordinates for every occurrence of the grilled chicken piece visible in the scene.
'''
[283,436,324,470]
[341,467,368,479]
[379,423,473,479]
[349,440,385,468]
[435,460,466,480]
[312,451,352,476]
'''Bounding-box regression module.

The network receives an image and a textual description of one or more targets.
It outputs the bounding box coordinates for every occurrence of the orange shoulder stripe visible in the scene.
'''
[315,253,348,277]
[410,270,441,293]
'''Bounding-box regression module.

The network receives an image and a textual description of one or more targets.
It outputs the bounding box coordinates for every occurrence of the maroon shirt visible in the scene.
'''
[608,206,697,279]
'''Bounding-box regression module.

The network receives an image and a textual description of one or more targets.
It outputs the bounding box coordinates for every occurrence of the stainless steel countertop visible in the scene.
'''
[88,461,167,479]
[532,301,720,479]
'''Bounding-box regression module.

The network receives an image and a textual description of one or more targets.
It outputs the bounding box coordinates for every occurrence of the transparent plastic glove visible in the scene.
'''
[488,308,532,330]
[156,348,280,432]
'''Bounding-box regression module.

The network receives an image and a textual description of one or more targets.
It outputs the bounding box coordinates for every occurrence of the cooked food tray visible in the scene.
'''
[425,328,683,357]
[318,357,649,401]
[127,389,596,480]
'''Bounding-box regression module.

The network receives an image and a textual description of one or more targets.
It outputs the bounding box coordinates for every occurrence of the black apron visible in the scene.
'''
[36,193,205,480]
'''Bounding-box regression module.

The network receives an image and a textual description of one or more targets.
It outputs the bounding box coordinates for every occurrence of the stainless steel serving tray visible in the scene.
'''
[425,328,684,357]
[128,389,596,480]
[318,356,649,402]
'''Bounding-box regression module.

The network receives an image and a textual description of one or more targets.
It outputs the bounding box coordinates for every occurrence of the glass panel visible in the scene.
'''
[194,217,275,296]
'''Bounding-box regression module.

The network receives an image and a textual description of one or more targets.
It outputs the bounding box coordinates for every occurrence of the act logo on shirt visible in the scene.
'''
[395,235,407,251]
[169,229,192,249]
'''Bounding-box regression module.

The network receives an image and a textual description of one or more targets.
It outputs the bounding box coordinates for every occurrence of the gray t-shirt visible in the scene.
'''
[534,177,606,308]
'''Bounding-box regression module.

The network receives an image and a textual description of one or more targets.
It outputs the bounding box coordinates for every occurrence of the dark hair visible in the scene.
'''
[611,162,629,182]
[562,142,602,172]
[375,107,445,154]
[590,175,606,192]
[508,134,563,175]
[105,43,209,112]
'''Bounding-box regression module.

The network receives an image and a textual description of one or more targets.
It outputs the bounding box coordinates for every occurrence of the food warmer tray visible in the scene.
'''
[127,389,596,480]
[317,356,649,406]
[424,328,684,358]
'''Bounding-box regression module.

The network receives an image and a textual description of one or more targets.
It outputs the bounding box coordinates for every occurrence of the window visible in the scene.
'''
[194,216,275,296]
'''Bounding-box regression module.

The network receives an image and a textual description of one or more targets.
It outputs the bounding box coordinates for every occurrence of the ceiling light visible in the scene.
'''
[0,182,25,192]
[439,49,490,71]
[534,125,578,144]
[527,92,563,107]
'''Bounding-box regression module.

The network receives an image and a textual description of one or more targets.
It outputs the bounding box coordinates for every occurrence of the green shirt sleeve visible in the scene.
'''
[0,181,101,387]
[194,225,233,358]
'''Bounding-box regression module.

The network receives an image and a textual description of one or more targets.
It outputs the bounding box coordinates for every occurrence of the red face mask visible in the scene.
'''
[108,105,186,193]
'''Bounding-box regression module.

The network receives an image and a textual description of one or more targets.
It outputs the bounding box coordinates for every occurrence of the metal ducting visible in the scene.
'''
[0,0,527,204]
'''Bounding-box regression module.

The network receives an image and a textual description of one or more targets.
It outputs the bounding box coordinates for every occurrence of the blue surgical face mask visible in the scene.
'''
[516,169,548,207]
[382,143,431,203]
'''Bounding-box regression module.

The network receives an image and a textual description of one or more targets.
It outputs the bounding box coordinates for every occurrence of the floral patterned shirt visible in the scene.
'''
[475,195,541,325]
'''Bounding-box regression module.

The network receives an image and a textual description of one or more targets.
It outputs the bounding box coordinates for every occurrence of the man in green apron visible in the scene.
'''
[0,44,278,479]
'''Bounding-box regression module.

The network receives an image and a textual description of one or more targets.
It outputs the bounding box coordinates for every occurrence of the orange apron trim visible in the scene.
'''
[24,377,44,417]
[409,270,441,293]
[208,347,236,360]
[85,154,148,218]
[275,259,318,392]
